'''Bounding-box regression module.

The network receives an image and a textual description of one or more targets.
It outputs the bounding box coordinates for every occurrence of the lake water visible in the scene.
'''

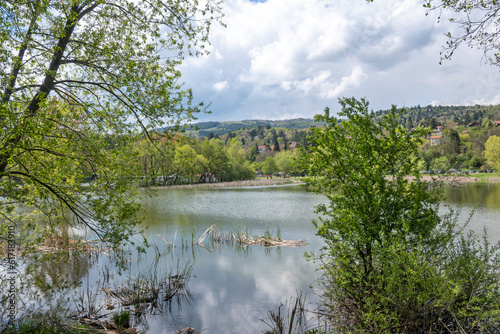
[136,184,326,333]
[5,182,500,333]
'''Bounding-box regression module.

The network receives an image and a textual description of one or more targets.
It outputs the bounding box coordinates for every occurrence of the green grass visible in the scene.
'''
[112,310,130,329]
[463,172,500,179]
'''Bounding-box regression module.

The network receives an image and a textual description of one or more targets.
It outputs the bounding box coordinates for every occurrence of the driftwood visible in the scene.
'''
[157,234,174,247]
[196,225,215,245]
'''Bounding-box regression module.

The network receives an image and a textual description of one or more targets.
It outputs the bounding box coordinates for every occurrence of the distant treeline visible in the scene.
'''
[124,104,500,187]
[189,118,324,137]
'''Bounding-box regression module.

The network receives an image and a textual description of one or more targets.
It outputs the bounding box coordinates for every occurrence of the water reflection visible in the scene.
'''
[443,183,500,242]
[444,183,500,209]
[5,183,499,333]
[134,185,326,332]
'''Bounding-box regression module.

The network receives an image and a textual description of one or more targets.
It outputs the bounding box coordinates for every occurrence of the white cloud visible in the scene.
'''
[178,0,500,121]
[212,80,229,92]
[214,50,223,61]
[283,66,366,99]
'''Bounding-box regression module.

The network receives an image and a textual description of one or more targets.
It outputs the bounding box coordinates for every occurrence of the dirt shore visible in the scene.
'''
[418,175,500,183]
[151,177,303,189]
[150,175,500,190]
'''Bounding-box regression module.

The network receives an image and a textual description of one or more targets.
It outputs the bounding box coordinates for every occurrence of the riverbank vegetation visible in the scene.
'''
[299,97,500,333]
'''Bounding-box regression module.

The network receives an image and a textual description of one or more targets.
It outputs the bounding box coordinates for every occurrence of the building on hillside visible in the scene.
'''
[468,121,481,128]
[431,129,442,136]
[495,121,500,127]
[258,145,266,153]
[430,135,443,146]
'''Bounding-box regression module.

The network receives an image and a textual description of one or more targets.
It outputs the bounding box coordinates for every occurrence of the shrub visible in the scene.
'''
[301,98,500,333]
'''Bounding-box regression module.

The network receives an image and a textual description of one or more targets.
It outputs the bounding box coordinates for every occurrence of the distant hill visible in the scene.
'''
[189,118,323,137]
[373,104,500,129]
[186,104,500,137]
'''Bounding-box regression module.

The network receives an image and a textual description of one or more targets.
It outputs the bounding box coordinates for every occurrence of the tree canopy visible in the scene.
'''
[300,97,500,332]
[0,0,223,249]
[301,98,440,247]
[484,135,500,170]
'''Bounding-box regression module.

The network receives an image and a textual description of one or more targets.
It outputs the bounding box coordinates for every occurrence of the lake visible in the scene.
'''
[135,184,326,333]
[6,182,500,333]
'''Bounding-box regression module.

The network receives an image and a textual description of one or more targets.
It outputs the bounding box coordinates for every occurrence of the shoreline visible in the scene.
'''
[149,177,303,189]
[148,174,500,190]
[418,175,500,183]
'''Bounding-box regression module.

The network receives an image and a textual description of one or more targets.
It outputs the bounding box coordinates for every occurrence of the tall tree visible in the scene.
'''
[484,135,500,171]
[262,156,278,176]
[0,0,223,249]
[447,129,461,154]
[273,138,280,152]
[300,98,500,332]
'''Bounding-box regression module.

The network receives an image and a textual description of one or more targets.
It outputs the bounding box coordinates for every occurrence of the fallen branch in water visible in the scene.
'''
[196,224,215,245]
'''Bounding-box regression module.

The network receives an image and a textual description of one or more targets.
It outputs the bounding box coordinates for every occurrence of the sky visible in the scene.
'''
[178,0,500,122]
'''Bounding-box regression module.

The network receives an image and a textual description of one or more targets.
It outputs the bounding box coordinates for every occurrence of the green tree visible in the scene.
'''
[469,155,484,169]
[273,138,280,152]
[300,97,500,332]
[274,150,295,175]
[199,139,231,182]
[226,138,255,180]
[432,156,450,171]
[301,98,440,263]
[261,156,278,176]
[447,129,461,155]
[484,135,500,170]
[0,0,222,248]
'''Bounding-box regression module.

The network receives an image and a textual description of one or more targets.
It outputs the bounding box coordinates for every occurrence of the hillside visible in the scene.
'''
[192,104,500,172]
[189,118,322,137]
[375,104,500,129]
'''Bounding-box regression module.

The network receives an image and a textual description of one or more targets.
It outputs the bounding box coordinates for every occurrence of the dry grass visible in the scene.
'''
[196,224,308,248]
[36,235,109,255]
[151,177,303,189]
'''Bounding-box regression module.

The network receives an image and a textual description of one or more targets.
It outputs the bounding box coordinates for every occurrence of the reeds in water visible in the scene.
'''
[196,224,307,248]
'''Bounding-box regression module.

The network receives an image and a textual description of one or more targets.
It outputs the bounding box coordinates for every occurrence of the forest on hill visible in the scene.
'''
[187,118,324,137]
[133,104,500,187]
[388,104,500,172]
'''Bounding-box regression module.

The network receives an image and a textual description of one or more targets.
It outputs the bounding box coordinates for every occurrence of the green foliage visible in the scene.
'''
[112,310,130,329]
[262,157,278,175]
[0,0,223,250]
[301,98,439,247]
[484,135,500,170]
[424,0,500,66]
[431,156,450,171]
[274,151,298,175]
[130,135,257,185]
[301,97,500,333]
[2,316,97,334]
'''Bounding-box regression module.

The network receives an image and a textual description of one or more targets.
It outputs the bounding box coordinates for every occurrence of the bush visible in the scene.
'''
[301,98,500,333]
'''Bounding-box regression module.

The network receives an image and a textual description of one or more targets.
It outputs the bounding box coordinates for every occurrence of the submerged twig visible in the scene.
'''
[196,224,215,245]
